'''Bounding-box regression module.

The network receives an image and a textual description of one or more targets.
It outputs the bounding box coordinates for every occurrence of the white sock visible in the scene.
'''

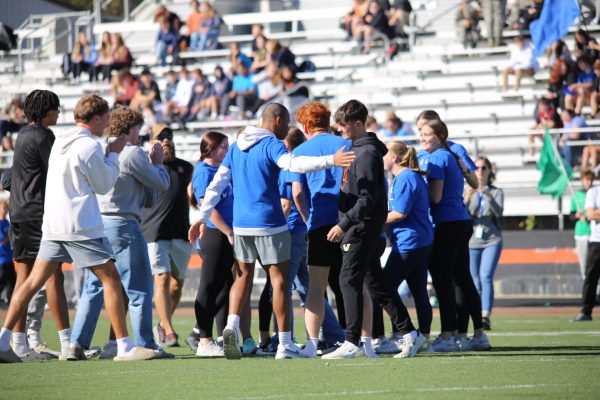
[116,337,136,357]
[361,336,376,358]
[58,328,70,354]
[13,332,30,356]
[303,337,318,356]
[0,327,12,352]
[278,331,292,346]
[193,327,200,334]
[27,329,42,348]
[226,314,240,331]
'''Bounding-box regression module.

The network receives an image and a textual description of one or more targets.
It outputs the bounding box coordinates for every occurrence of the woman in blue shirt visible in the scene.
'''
[419,118,490,352]
[383,141,433,340]
[191,131,234,357]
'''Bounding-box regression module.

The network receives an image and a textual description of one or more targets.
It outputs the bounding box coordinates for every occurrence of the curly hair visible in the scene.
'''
[295,102,330,134]
[24,90,60,123]
[106,106,144,137]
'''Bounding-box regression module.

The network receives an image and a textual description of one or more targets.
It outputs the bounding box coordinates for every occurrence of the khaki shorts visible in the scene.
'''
[233,230,291,265]
[148,239,192,279]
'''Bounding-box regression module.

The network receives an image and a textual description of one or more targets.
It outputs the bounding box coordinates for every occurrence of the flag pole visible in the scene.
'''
[547,129,581,211]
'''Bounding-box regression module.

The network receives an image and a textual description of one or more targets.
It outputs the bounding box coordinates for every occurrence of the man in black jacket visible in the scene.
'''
[323,99,424,359]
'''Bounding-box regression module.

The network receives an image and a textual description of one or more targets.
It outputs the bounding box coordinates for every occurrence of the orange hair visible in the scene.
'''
[295,102,331,134]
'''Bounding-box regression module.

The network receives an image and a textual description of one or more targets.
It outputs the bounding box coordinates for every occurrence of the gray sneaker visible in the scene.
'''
[374,336,403,354]
[0,348,22,363]
[84,346,101,359]
[468,332,492,351]
[64,343,87,361]
[113,346,156,362]
[222,327,242,360]
[99,341,118,360]
[33,343,60,359]
[153,347,176,359]
[20,349,53,362]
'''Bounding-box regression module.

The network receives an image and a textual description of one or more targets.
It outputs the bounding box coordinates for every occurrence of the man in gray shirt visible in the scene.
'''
[68,108,172,359]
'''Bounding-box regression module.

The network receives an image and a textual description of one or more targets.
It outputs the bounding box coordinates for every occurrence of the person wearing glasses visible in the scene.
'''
[463,157,503,331]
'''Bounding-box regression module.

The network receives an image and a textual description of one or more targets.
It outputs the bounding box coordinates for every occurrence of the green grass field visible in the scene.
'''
[1,311,599,400]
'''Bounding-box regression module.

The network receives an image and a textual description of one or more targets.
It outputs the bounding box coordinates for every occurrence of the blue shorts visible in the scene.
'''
[36,238,115,267]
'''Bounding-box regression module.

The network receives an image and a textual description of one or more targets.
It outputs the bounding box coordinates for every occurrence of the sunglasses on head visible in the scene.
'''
[475,165,488,171]
[156,129,173,141]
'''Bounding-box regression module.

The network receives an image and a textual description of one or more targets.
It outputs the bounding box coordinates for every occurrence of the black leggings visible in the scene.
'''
[258,274,273,332]
[429,220,483,333]
[194,228,234,338]
[327,260,346,329]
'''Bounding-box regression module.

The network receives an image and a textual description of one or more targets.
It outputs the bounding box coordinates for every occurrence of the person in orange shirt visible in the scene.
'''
[187,0,203,51]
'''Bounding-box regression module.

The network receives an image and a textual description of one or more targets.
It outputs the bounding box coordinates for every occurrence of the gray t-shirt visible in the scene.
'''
[466,185,504,248]
[97,142,170,220]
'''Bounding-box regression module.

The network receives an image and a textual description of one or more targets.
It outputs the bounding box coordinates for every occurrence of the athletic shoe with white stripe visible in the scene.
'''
[456,335,471,351]
[321,341,364,359]
[394,332,426,358]
[222,327,242,360]
[430,335,459,352]
[275,343,309,359]
[467,332,492,351]
[196,340,224,358]
[374,336,403,354]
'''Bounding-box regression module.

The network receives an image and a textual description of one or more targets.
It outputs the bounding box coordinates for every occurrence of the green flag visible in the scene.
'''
[536,128,573,198]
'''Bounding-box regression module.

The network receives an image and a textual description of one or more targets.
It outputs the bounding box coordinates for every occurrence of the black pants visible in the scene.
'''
[0,262,16,303]
[340,235,415,345]
[370,238,388,338]
[194,228,234,338]
[258,273,273,332]
[327,256,346,329]
[429,220,483,333]
[72,61,94,81]
[582,242,600,315]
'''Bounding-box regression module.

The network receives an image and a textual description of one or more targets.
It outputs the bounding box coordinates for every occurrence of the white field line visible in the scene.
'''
[487,331,600,336]
[229,384,574,400]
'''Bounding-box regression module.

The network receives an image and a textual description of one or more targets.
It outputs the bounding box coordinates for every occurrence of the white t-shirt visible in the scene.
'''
[585,186,600,242]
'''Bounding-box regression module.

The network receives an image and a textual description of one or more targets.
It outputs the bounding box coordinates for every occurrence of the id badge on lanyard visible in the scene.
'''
[474,192,485,239]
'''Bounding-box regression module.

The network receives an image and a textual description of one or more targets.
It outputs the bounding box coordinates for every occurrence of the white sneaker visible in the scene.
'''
[374,336,403,354]
[321,341,364,360]
[430,335,459,353]
[394,332,426,358]
[196,341,225,358]
[33,343,60,358]
[99,341,118,360]
[468,332,492,351]
[275,343,309,360]
[222,327,241,360]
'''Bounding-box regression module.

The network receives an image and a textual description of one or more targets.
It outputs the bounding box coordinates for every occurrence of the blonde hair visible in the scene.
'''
[387,141,427,176]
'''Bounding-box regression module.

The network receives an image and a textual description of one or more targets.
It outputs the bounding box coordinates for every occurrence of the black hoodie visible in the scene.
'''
[337,132,388,244]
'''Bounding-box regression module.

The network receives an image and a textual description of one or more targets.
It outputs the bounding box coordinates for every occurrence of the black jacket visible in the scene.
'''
[6,124,55,223]
[338,132,388,244]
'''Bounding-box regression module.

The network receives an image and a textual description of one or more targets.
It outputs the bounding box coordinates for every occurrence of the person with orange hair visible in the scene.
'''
[287,102,350,358]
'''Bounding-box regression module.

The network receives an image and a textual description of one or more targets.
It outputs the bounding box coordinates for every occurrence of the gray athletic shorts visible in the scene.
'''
[148,239,193,279]
[233,230,291,265]
[36,238,115,267]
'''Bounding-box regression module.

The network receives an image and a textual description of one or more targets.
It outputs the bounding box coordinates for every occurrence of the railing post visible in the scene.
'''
[124,0,130,22]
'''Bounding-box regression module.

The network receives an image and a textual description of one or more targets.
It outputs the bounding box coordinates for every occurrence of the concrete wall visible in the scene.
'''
[0,0,73,29]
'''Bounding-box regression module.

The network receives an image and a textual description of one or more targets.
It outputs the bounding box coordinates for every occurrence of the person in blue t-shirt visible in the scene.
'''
[288,103,349,357]
[191,131,234,358]
[559,109,588,167]
[0,200,14,305]
[419,118,490,353]
[190,103,355,360]
[564,55,596,115]
[415,109,478,189]
[383,141,433,340]
[220,63,258,119]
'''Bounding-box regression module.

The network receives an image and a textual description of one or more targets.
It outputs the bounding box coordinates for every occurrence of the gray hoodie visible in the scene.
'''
[98,142,170,220]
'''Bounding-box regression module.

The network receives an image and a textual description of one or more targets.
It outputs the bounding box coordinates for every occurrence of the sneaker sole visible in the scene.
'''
[222,329,241,360]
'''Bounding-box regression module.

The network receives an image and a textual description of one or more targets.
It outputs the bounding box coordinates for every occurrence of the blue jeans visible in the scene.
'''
[469,242,503,313]
[190,30,219,51]
[70,219,156,348]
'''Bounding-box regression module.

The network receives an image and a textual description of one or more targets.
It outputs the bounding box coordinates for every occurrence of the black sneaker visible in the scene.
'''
[185,331,200,352]
[572,313,592,322]
[482,316,491,331]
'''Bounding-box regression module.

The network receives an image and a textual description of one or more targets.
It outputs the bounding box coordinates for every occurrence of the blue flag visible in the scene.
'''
[530,0,580,58]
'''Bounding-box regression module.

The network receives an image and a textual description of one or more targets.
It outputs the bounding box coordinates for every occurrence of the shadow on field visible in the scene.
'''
[438,346,600,357]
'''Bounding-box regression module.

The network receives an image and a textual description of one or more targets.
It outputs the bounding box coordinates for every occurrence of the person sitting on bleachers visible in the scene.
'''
[590,60,600,118]
[455,0,481,49]
[229,42,252,73]
[219,63,258,120]
[111,69,139,107]
[208,65,232,119]
[574,29,599,60]
[130,69,162,123]
[342,0,370,40]
[482,0,507,47]
[266,39,296,68]
[95,31,113,82]
[154,4,182,33]
[164,70,178,103]
[383,111,414,138]
[502,35,539,92]
[252,62,283,112]
[547,40,575,107]
[163,68,195,123]
[196,1,222,51]
[70,31,97,83]
[527,97,561,158]
[177,68,213,126]
[250,35,270,73]
[388,0,413,39]
[156,17,179,67]
[187,0,203,51]
[559,109,588,168]
[274,64,309,121]
[352,0,394,54]
[564,56,596,115]
[111,33,133,72]
[581,133,600,172]
[0,97,25,151]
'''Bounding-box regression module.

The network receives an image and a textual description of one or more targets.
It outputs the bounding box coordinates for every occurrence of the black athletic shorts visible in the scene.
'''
[307,224,343,268]
[9,220,42,261]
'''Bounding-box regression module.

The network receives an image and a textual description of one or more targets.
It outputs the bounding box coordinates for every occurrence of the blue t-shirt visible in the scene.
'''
[192,161,234,230]
[563,116,589,140]
[0,219,12,265]
[232,74,257,93]
[388,169,434,252]
[222,136,288,232]
[421,148,470,224]
[289,133,351,231]
[278,170,306,233]
[418,140,476,176]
